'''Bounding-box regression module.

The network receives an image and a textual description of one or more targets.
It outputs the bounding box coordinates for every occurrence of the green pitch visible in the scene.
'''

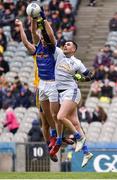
[0,172,117,179]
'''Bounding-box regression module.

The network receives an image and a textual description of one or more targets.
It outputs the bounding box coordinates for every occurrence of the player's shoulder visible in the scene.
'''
[54,47,64,58]
[71,56,83,64]
[55,47,63,54]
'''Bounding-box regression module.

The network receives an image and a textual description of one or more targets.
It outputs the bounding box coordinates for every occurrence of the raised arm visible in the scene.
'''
[15,19,36,54]
[31,18,40,45]
[37,7,56,45]
[43,19,56,45]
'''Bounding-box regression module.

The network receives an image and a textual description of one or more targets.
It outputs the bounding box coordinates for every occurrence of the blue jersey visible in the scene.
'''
[34,42,56,80]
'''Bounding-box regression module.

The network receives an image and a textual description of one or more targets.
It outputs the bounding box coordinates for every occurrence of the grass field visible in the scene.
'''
[0,172,117,179]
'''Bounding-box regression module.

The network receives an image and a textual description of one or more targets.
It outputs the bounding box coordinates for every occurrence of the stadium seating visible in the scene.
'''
[0,106,40,142]
[1,0,117,145]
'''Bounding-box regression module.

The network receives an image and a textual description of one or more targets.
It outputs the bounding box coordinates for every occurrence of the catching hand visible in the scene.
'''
[74,73,85,82]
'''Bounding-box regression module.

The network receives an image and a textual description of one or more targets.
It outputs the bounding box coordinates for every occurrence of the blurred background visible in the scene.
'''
[0,0,117,173]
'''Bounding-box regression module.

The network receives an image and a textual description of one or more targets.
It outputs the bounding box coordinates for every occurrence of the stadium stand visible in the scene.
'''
[1,0,117,173]
[0,0,117,144]
[0,0,81,144]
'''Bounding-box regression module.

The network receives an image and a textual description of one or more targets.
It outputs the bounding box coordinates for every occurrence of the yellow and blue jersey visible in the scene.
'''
[33,42,56,80]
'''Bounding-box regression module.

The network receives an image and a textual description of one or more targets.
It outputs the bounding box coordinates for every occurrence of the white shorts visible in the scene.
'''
[38,79,58,102]
[58,88,81,104]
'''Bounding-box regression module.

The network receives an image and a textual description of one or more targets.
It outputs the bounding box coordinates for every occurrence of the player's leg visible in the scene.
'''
[46,81,63,148]
[50,89,86,156]
[35,88,51,142]
[69,108,93,167]
[39,83,57,139]
[39,107,58,162]
[50,100,85,156]
[40,100,57,140]
[40,101,58,162]
[39,107,50,142]
[39,84,58,161]
[68,108,84,136]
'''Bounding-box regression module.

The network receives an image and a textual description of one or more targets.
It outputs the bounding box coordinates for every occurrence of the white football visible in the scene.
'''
[26,2,41,18]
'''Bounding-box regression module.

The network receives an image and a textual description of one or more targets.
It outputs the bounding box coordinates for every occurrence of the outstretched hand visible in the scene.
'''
[74,73,85,82]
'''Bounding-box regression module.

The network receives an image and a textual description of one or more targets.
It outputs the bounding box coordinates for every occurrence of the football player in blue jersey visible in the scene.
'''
[15,15,60,162]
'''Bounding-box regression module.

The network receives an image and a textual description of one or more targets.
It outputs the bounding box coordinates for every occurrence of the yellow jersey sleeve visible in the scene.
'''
[33,55,39,88]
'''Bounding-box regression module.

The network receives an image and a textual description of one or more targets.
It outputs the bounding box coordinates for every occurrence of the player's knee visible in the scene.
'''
[57,113,65,122]
[72,120,80,127]
[51,112,57,122]
[42,120,49,129]
[43,123,49,132]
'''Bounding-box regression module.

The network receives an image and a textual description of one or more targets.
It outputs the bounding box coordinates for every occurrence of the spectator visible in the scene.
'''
[0,28,7,51]
[50,11,61,32]
[59,1,65,19]
[62,27,73,40]
[92,106,107,124]
[0,53,9,76]
[16,5,27,23]
[56,29,66,48]
[0,81,3,108]
[93,45,112,68]
[1,8,15,28]
[49,0,60,12]
[113,80,117,97]
[28,119,43,142]
[109,12,117,32]
[9,2,16,16]
[108,64,117,82]
[43,4,51,21]
[15,0,27,15]
[11,25,21,42]
[3,107,20,134]
[94,65,107,81]
[90,80,101,97]
[78,105,91,123]
[111,49,117,64]
[0,3,5,21]
[100,79,113,103]
[19,83,32,108]
[88,0,96,6]
[64,0,72,10]
[63,7,76,35]
[2,87,17,108]
[61,16,73,31]
[24,15,30,29]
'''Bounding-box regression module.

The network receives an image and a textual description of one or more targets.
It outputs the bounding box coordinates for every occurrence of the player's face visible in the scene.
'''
[63,42,76,55]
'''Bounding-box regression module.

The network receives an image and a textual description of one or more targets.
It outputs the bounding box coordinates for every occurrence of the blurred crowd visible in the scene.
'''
[78,11,117,125]
[2,0,117,137]
[0,0,80,111]
[0,0,80,52]
[0,74,34,109]
[90,12,117,103]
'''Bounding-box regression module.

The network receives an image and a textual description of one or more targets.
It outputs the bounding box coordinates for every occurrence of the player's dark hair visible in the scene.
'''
[65,40,78,51]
